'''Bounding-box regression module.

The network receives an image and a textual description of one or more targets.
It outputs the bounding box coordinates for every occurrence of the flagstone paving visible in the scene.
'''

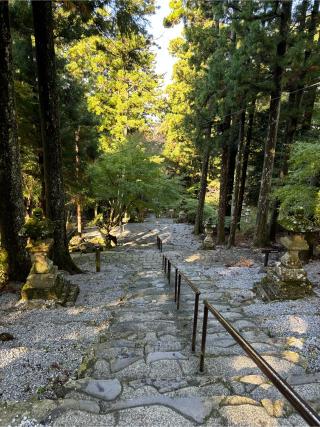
[1,217,319,426]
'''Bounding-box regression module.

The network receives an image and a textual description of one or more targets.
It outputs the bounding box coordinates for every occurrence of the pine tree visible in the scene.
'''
[0,1,30,281]
[31,0,80,273]
[254,1,292,247]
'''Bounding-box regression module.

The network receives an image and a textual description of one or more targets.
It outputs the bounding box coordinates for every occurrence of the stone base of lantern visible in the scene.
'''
[202,236,215,250]
[255,265,313,301]
[21,264,79,305]
[20,238,79,305]
[255,233,314,301]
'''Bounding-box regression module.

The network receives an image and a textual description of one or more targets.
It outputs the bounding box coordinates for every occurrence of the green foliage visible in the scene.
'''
[19,208,54,241]
[66,24,161,148]
[0,247,8,288]
[182,198,218,225]
[278,207,317,233]
[89,135,182,227]
[276,134,320,225]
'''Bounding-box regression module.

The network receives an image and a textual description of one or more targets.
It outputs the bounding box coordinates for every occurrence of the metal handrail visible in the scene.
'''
[161,251,200,352]
[200,299,320,427]
[157,236,320,425]
[156,235,163,252]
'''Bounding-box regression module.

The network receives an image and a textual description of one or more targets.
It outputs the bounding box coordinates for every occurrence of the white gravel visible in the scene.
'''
[1,217,320,404]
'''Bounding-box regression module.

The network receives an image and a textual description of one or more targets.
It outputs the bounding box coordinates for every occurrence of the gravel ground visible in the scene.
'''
[0,299,112,401]
[1,217,320,405]
[0,248,123,401]
[159,218,320,373]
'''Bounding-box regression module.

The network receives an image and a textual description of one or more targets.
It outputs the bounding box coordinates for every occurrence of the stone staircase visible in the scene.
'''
[59,249,307,425]
[1,243,315,426]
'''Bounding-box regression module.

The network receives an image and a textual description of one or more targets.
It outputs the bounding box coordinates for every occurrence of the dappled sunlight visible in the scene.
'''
[185,254,201,263]
[220,405,280,426]
[231,355,257,371]
[0,347,28,368]
[282,350,300,363]
[286,336,304,349]
[288,316,308,334]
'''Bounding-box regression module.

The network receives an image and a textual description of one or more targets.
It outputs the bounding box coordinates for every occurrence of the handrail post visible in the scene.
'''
[174,268,178,302]
[95,247,101,272]
[164,257,167,274]
[162,254,164,270]
[176,273,181,310]
[167,260,171,283]
[199,303,208,372]
[192,292,200,352]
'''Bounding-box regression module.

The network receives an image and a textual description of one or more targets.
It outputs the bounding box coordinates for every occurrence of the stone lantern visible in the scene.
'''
[203,219,215,250]
[256,207,315,300]
[177,210,187,223]
[20,208,78,304]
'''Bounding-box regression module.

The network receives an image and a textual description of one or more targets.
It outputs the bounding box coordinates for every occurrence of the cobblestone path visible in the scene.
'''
[1,218,319,426]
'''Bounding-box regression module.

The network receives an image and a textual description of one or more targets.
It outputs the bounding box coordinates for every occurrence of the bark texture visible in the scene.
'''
[32,1,80,272]
[237,105,255,226]
[194,130,211,235]
[254,1,292,247]
[217,144,229,244]
[217,115,232,244]
[0,1,30,281]
[225,124,238,217]
[228,110,246,248]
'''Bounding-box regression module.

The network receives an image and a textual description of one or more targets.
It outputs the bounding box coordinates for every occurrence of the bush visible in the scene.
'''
[275,136,320,225]
[182,197,218,224]
[89,136,182,228]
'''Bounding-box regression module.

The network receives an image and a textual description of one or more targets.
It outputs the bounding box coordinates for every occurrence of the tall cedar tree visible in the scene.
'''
[254,1,292,247]
[0,1,30,281]
[194,128,212,235]
[228,109,246,248]
[31,1,80,273]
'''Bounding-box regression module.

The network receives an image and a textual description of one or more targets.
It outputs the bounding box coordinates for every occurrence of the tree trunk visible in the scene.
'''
[302,0,320,131]
[0,1,30,281]
[254,1,292,247]
[194,131,211,235]
[228,110,246,248]
[225,124,238,217]
[302,87,317,131]
[217,144,229,244]
[32,1,80,273]
[217,115,232,244]
[237,105,255,226]
[282,0,317,173]
[301,0,319,131]
[76,202,82,236]
[75,126,82,235]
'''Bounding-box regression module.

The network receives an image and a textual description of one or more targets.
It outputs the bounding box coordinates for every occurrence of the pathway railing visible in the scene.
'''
[163,253,200,352]
[156,235,320,427]
[158,235,200,352]
[156,235,163,252]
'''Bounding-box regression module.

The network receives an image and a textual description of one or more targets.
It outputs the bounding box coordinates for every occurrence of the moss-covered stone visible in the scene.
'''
[21,271,78,306]
[255,274,313,301]
[0,247,8,289]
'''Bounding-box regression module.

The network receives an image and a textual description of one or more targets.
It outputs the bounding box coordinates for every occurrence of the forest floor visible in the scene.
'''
[0,217,320,426]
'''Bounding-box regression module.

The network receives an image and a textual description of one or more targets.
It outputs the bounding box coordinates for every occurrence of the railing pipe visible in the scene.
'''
[199,300,320,427]
[95,247,101,272]
[174,268,178,302]
[192,292,200,352]
[199,303,208,372]
[176,273,181,310]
